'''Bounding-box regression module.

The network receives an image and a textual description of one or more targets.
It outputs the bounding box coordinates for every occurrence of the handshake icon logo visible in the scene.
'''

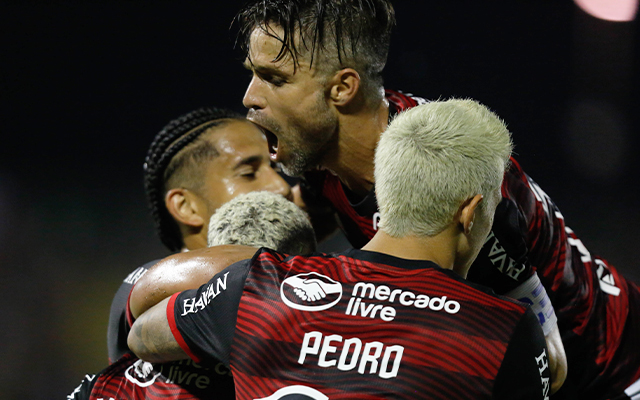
[281,272,343,312]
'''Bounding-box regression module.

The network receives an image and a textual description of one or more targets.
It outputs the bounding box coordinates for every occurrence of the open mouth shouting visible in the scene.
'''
[263,127,279,162]
[247,109,280,162]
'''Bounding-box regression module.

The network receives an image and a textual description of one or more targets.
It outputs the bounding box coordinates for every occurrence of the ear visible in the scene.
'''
[165,188,206,228]
[328,68,360,106]
[458,194,484,235]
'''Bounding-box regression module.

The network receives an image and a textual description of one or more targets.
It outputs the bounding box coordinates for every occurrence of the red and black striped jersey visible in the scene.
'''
[67,352,233,400]
[101,261,236,399]
[168,248,550,400]
[306,89,640,399]
[501,161,640,400]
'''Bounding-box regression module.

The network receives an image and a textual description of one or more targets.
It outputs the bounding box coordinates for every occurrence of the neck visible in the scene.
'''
[181,230,208,251]
[322,96,389,196]
[361,227,468,278]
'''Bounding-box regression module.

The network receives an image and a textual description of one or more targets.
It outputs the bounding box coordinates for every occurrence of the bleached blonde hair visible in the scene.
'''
[375,99,513,237]
[207,191,316,255]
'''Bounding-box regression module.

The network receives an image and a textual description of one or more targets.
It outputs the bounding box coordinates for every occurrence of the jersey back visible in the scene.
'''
[307,89,640,399]
[229,249,548,400]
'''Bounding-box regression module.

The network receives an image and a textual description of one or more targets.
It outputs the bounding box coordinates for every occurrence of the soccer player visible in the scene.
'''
[236,1,640,398]
[128,99,551,400]
[68,191,316,400]
[104,107,293,398]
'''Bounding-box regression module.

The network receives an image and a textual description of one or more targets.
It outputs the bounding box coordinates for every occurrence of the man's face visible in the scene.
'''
[199,119,292,214]
[242,25,338,177]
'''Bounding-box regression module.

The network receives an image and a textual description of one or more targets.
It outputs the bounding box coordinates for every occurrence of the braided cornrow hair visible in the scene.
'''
[144,107,245,251]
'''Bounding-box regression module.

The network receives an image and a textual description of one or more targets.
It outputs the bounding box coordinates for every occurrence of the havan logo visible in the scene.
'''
[281,272,343,312]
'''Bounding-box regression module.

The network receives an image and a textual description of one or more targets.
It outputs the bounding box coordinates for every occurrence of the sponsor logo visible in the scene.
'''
[124,267,147,285]
[181,272,230,315]
[254,385,329,400]
[484,231,526,281]
[162,359,223,389]
[346,282,461,322]
[125,359,161,387]
[281,272,343,311]
[281,275,461,322]
[536,348,550,400]
[299,331,404,380]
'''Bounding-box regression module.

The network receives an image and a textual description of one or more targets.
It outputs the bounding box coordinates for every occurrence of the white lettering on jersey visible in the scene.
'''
[124,267,147,285]
[299,331,404,379]
[536,349,551,400]
[181,272,229,315]
[346,282,460,321]
[566,227,620,296]
[528,178,551,216]
[483,231,527,281]
[595,259,621,296]
[161,359,228,389]
[372,212,381,231]
[254,385,329,400]
[67,374,96,400]
[565,226,592,263]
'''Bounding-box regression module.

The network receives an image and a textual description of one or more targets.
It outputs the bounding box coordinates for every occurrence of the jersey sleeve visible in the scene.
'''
[66,373,96,400]
[493,307,551,400]
[107,260,157,363]
[166,259,251,367]
[501,158,567,293]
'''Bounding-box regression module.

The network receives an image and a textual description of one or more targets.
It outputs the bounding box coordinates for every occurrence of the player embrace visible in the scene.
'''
[128,99,551,399]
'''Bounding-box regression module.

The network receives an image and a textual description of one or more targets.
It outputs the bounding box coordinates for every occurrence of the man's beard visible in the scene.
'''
[278,142,323,177]
[280,101,336,177]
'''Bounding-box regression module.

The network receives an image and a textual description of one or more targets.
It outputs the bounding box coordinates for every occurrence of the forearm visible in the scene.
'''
[505,273,567,394]
[129,245,257,318]
[127,297,188,363]
[545,322,567,394]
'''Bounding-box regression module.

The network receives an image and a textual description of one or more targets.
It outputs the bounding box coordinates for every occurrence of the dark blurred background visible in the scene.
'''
[0,1,638,398]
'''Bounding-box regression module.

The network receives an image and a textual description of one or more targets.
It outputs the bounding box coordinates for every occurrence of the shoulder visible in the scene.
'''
[385,89,429,113]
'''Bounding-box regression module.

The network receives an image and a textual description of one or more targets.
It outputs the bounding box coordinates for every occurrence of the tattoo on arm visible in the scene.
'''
[128,297,188,363]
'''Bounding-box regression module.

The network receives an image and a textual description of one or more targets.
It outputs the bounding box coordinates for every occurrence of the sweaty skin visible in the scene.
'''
[242,26,567,393]
[129,245,259,319]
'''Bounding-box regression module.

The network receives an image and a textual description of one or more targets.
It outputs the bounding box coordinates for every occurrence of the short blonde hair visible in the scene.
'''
[207,191,316,255]
[375,99,513,237]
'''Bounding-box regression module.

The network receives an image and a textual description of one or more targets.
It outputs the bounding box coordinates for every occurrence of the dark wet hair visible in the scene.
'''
[237,0,395,97]
[143,107,244,251]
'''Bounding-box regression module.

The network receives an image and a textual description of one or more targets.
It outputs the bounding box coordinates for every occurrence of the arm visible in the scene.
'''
[545,322,567,394]
[129,245,257,319]
[504,272,567,394]
[128,297,187,364]
[129,259,250,366]
[468,161,569,393]
[493,308,552,400]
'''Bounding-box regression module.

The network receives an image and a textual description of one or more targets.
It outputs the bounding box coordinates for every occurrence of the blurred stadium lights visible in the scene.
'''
[573,0,638,21]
